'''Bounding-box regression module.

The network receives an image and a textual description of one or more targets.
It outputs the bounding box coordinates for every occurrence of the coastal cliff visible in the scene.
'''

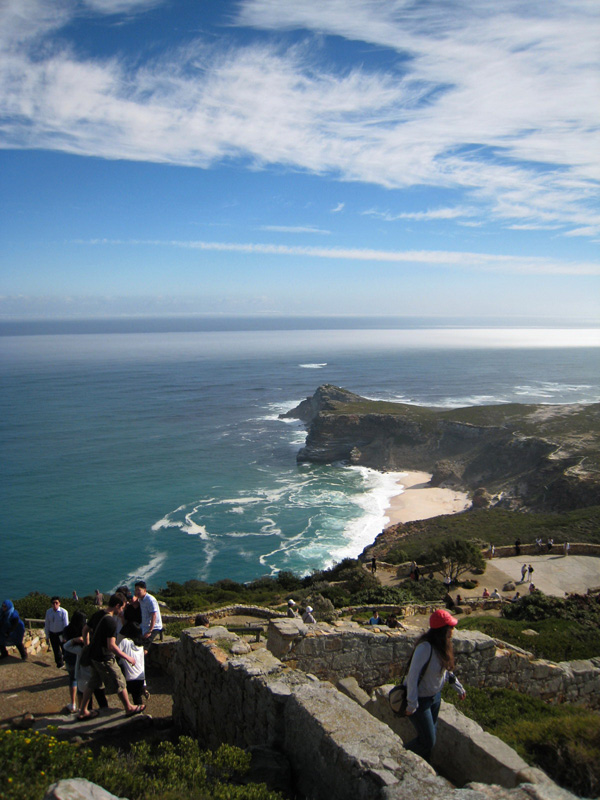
[281,385,600,512]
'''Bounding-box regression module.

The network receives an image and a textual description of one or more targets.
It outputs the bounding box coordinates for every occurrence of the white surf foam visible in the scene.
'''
[299,363,327,369]
[118,551,168,588]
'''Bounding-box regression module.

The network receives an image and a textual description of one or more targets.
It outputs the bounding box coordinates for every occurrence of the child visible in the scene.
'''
[118,622,146,706]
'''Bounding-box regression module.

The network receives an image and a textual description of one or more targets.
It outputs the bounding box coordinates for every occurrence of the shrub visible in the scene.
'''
[442,686,600,797]
[457,614,600,662]
[0,731,282,800]
[397,578,446,603]
[383,547,409,565]
[275,571,302,591]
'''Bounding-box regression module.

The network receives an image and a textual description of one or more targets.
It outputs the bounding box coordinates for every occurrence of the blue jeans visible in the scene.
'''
[406,691,441,761]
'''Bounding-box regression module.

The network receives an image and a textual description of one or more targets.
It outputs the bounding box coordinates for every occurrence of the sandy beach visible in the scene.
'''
[386,471,471,525]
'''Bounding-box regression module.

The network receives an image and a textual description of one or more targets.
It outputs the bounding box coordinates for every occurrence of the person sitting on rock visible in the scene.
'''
[369,609,383,625]
[0,599,27,661]
[286,599,299,618]
[302,606,316,624]
[482,588,490,598]
[490,589,501,600]
[386,613,400,628]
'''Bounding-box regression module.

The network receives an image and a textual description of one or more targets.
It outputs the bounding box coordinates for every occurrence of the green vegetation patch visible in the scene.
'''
[457,615,600,662]
[378,505,600,563]
[0,730,281,800]
[458,592,600,661]
[442,686,600,798]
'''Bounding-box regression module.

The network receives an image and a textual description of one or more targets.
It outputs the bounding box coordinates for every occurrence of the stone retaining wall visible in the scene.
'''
[4,628,49,658]
[172,625,577,800]
[267,620,600,707]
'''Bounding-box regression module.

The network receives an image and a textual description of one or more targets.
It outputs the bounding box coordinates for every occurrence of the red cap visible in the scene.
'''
[429,609,458,629]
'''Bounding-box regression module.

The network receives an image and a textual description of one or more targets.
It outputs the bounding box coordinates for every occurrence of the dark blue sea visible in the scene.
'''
[2,317,599,599]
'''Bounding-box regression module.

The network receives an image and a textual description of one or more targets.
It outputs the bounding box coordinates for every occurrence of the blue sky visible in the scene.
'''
[1,0,599,320]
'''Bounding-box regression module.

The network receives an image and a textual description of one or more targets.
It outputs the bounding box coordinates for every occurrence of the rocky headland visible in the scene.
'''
[281,384,600,512]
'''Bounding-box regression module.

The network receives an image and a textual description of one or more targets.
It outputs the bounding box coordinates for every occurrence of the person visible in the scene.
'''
[45,596,69,668]
[404,609,466,761]
[443,575,452,590]
[371,557,377,574]
[515,538,521,556]
[455,594,462,605]
[564,542,570,557]
[414,565,421,582]
[482,588,490,598]
[490,588,501,600]
[488,544,495,559]
[94,590,103,607]
[547,537,553,553]
[529,583,536,594]
[61,611,87,712]
[77,593,145,721]
[511,592,521,603]
[134,581,163,644]
[302,606,316,624]
[520,563,527,582]
[0,599,27,660]
[118,622,146,706]
[528,564,534,582]
[286,599,299,618]
[386,613,400,629]
[536,537,543,552]
[72,590,79,602]
[119,586,142,625]
[369,609,383,625]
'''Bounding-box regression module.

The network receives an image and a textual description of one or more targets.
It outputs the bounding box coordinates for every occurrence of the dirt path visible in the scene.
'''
[0,648,173,728]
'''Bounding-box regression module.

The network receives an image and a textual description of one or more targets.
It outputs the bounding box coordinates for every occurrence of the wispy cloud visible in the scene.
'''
[76,238,600,276]
[331,203,345,213]
[1,0,599,235]
[364,207,475,222]
[259,225,331,235]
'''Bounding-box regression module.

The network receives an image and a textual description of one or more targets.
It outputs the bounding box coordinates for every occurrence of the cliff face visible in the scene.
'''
[281,385,600,512]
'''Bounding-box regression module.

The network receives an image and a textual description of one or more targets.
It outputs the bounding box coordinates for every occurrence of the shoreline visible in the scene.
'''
[385,471,471,525]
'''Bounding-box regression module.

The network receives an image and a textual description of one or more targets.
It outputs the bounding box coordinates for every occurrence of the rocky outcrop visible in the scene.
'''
[282,385,600,511]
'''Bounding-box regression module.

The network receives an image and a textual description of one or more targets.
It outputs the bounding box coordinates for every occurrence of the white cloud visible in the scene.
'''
[260,225,330,234]
[331,203,345,213]
[0,0,599,234]
[76,237,600,276]
[364,206,475,222]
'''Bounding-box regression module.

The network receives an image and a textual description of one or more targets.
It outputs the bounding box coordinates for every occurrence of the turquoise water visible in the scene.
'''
[2,320,599,598]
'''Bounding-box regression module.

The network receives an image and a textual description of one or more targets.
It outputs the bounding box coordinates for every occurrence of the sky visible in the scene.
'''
[1,0,599,320]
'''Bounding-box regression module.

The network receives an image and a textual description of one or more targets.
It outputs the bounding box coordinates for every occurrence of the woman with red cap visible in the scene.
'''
[404,608,466,761]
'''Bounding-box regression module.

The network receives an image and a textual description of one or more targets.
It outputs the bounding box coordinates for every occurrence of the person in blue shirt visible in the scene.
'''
[368,609,383,625]
[0,599,27,660]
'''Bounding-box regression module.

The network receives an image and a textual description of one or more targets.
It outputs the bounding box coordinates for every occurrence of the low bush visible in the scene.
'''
[442,685,600,797]
[457,614,600,662]
[0,731,282,800]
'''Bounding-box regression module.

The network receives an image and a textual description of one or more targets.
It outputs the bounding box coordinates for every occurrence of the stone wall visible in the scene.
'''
[267,620,600,708]
[3,628,49,658]
[172,625,577,800]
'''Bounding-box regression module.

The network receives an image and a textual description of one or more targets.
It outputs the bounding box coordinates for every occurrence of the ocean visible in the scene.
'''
[2,317,599,599]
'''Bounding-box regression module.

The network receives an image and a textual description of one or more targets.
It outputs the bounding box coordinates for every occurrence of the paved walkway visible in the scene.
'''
[482,554,600,597]
[375,555,600,599]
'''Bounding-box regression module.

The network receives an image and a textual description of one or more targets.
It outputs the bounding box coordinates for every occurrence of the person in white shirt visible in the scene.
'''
[45,597,69,668]
[118,622,146,705]
[134,581,162,643]
[302,606,316,624]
